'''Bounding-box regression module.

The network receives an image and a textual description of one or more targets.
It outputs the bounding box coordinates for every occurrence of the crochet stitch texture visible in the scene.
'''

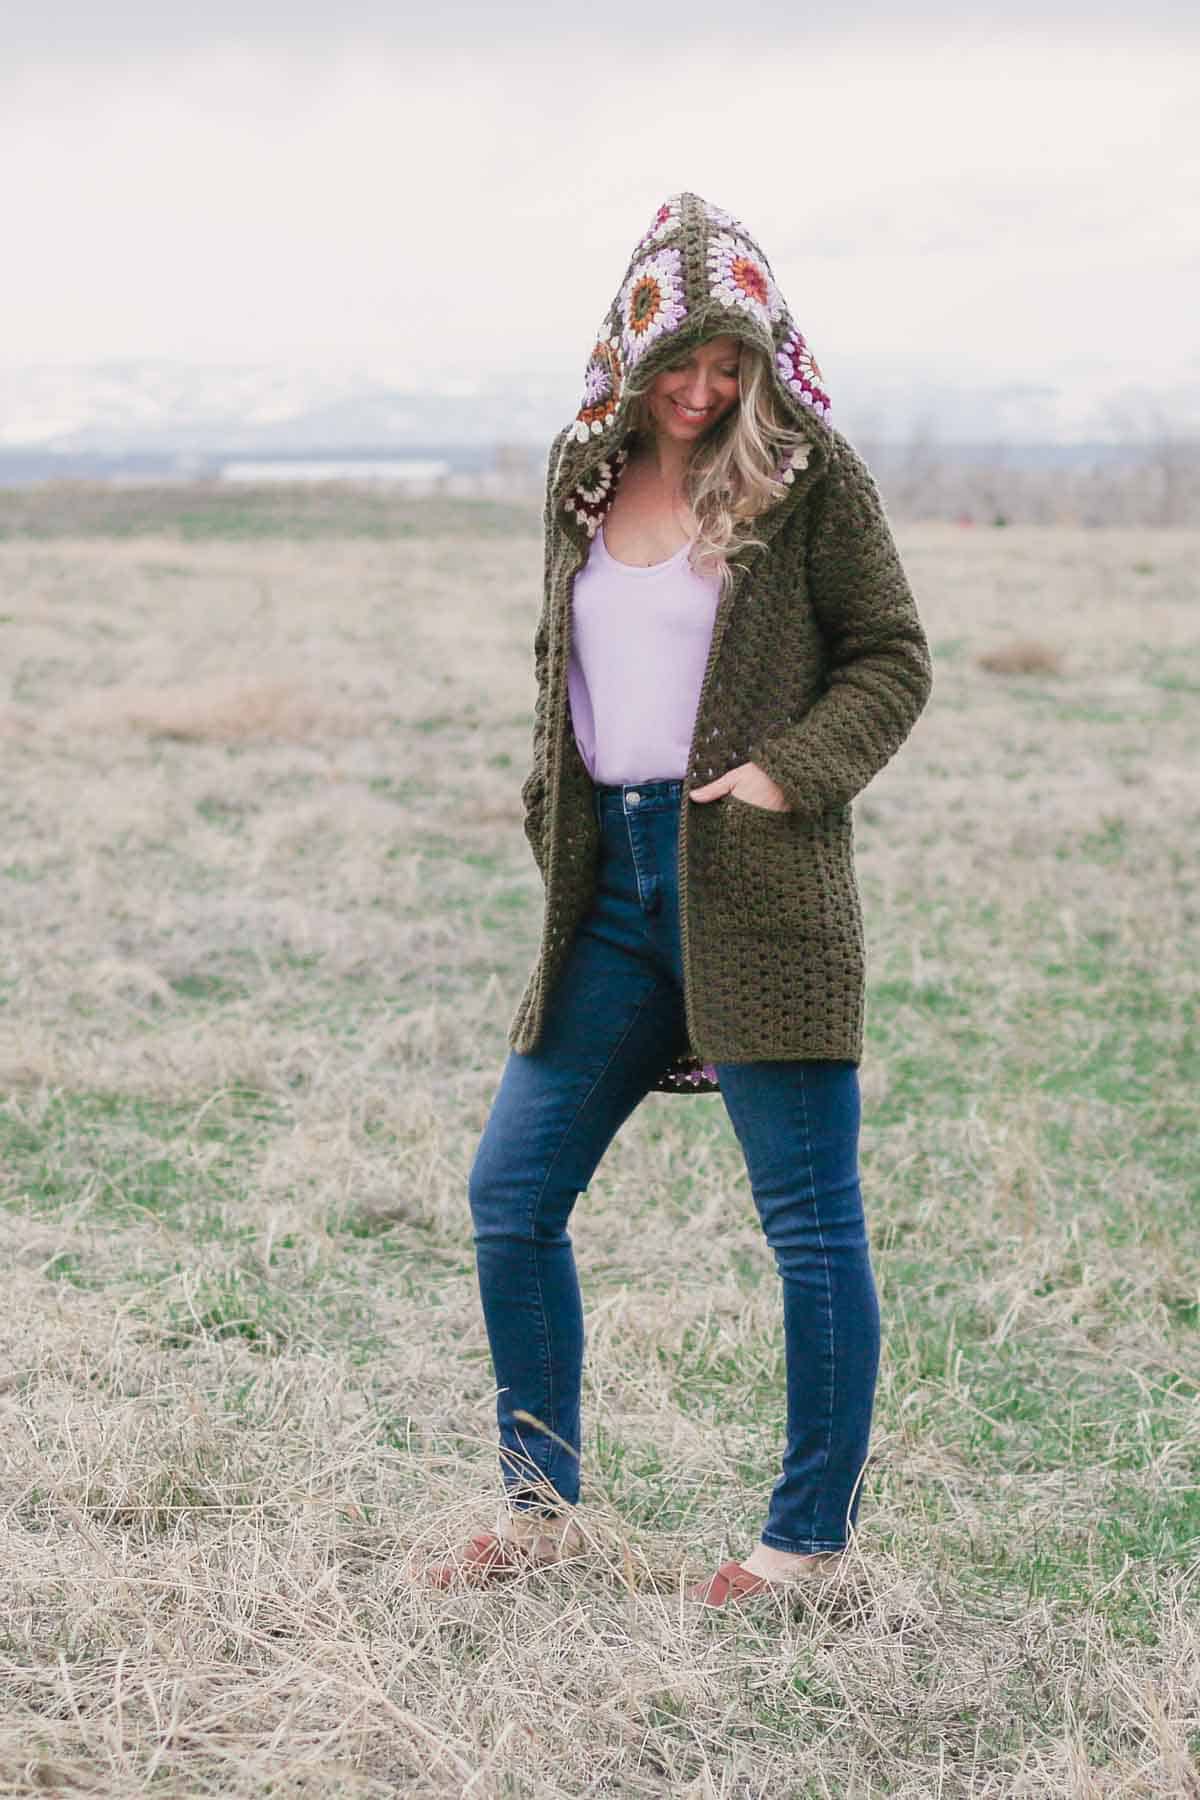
[510,191,933,1094]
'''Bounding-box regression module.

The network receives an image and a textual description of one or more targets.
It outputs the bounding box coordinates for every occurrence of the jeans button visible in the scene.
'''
[627,790,641,806]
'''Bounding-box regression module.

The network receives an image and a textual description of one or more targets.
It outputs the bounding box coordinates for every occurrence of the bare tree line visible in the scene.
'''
[857,399,1199,527]
[490,401,1198,527]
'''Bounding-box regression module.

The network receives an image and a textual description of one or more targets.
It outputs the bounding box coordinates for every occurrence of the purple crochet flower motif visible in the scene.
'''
[571,333,624,442]
[584,359,612,406]
[776,328,831,418]
[634,194,683,252]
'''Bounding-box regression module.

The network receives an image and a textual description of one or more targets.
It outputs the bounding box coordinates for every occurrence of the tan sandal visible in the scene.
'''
[685,1553,841,1608]
[425,1515,586,1590]
[685,1558,780,1607]
[425,1531,534,1590]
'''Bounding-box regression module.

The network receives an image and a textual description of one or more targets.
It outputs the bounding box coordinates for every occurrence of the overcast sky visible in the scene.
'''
[5,3,1198,437]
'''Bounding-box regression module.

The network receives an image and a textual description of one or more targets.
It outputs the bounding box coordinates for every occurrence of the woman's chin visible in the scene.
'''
[657,414,715,443]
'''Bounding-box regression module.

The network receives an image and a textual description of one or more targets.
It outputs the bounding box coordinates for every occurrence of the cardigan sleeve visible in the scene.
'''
[748,438,933,818]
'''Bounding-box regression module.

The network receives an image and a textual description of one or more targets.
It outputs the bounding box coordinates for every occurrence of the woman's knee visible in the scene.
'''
[468,1132,572,1245]
[467,1135,515,1239]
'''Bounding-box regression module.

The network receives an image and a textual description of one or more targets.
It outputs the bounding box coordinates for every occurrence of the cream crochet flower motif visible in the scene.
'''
[703,200,769,264]
[771,442,812,488]
[618,247,688,370]
[707,233,785,333]
[562,447,630,536]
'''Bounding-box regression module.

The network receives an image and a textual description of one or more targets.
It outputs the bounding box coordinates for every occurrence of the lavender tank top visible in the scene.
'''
[566,524,721,786]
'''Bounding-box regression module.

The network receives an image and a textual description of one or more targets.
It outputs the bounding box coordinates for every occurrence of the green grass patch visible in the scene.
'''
[0,1087,287,1225]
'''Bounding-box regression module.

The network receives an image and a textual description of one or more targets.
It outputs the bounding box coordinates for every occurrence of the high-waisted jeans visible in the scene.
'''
[467,777,881,1553]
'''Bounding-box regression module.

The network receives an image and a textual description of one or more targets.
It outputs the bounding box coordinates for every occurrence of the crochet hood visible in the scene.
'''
[551,190,836,537]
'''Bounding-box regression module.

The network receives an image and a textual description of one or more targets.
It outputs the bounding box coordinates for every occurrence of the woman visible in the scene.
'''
[429,191,933,1607]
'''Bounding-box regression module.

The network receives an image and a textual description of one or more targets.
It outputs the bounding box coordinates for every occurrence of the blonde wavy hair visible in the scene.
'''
[623,339,810,592]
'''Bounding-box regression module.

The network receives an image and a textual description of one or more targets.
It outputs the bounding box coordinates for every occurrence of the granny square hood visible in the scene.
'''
[552,190,835,535]
[511,190,934,1097]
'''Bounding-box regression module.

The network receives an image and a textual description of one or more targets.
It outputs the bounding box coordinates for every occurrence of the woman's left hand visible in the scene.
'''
[689,762,791,812]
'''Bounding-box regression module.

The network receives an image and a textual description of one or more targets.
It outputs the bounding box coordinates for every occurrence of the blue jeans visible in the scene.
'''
[468,778,881,1553]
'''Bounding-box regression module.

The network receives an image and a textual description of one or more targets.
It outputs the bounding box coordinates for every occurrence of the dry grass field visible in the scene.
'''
[0,484,1197,1797]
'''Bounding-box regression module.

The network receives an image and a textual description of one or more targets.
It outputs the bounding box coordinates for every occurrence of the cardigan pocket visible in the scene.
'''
[714,794,846,935]
[520,766,545,812]
[521,770,548,878]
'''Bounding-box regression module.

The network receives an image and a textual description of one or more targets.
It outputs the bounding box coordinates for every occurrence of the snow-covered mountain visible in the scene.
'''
[0,360,576,456]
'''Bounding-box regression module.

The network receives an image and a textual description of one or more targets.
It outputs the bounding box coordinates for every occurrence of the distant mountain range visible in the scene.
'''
[0,358,1190,485]
[0,360,573,459]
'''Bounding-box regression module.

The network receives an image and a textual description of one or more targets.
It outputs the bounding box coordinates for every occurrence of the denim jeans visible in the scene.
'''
[468,777,881,1553]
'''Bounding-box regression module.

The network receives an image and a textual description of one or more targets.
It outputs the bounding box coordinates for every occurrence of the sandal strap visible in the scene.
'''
[464,1532,524,1570]
[702,1559,773,1604]
[426,1531,525,1588]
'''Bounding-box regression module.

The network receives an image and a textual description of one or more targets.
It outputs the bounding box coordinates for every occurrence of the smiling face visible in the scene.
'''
[643,332,743,444]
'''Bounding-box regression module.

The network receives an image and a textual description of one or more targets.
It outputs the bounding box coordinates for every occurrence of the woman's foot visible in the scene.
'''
[740,1543,840,1583]
[494,1507,586,1563]
[685,1542,843,1608]
[425,1507,586,1589]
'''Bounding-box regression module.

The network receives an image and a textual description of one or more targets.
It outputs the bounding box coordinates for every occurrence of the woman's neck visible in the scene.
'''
[633,430,691,501]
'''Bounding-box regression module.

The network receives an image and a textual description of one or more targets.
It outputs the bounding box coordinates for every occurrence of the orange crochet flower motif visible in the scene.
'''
[618,247,687,369]
[732,255,768,306]
[707,232,784,333]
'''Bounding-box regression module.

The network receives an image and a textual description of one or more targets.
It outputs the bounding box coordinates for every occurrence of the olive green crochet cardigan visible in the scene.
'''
[509,190,933,1095]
